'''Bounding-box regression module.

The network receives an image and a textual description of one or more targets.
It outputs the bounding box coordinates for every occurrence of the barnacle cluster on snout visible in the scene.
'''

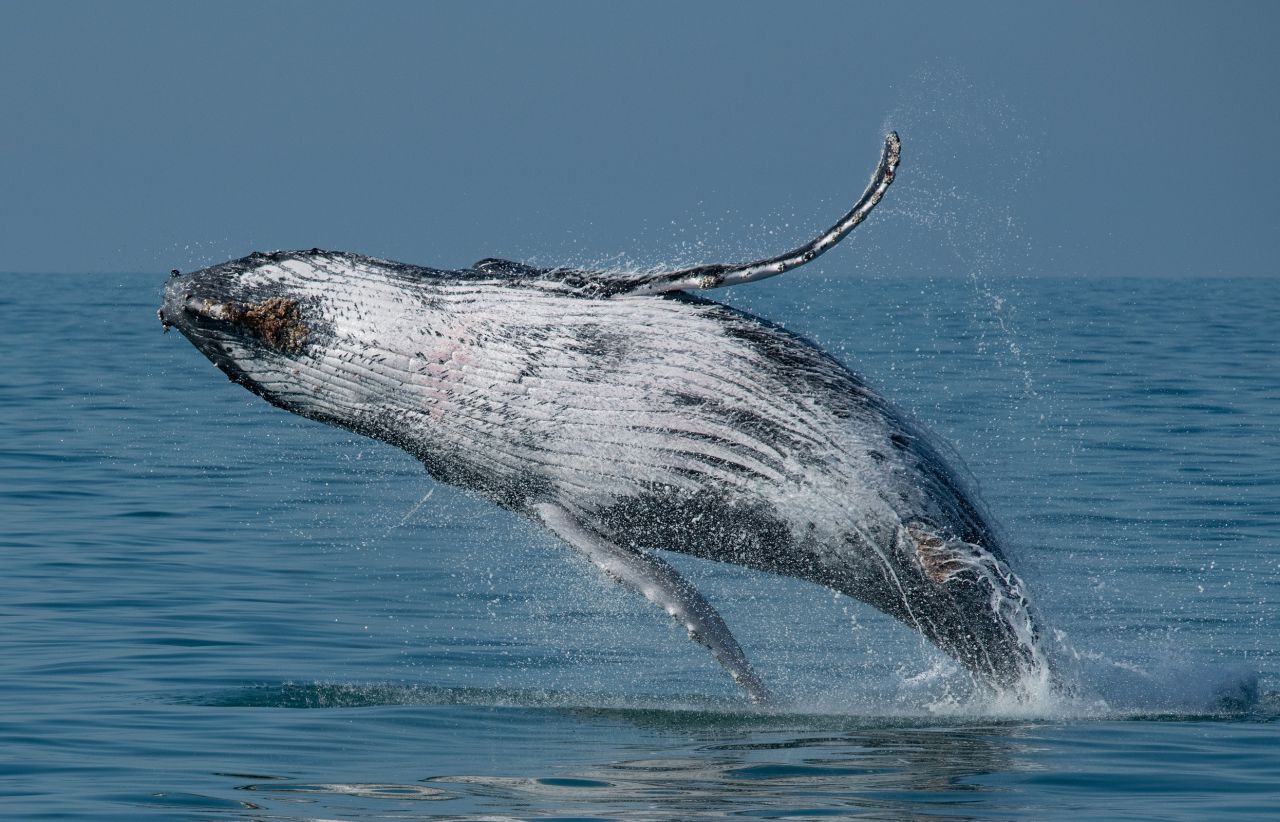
[193,296,309,354]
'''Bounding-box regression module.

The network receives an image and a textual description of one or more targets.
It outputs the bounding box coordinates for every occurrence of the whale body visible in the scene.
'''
[161,134,1048,701]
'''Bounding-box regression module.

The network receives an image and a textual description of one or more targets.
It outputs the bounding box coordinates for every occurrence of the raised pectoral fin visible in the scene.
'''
[619,132,900,296]
[534,502,771,704]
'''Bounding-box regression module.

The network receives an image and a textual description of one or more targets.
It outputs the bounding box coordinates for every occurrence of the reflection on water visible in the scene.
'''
[424,733,1017,821]
[226,713,1034,820]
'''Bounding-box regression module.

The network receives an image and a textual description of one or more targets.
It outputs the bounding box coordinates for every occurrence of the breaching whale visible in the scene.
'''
[160,133,1048,702]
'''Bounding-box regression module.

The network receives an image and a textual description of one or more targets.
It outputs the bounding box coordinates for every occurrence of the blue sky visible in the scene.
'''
[2,1,1276,277]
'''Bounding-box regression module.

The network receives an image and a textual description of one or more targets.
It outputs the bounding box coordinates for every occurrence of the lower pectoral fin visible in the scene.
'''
[534,502,771,705]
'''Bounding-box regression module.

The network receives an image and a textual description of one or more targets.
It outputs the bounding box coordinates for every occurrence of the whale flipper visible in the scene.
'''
[534,502,771,704]
[461,134,899,299]
[615,132,900,296]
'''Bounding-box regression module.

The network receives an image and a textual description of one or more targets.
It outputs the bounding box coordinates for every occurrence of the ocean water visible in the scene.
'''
[2,270,1276,820]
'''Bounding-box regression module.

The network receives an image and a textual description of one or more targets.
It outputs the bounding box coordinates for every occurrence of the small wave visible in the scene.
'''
[1054,654,1266,718]
[168,677,1276,726]
[237,781,450,801]
[173,681,742,714]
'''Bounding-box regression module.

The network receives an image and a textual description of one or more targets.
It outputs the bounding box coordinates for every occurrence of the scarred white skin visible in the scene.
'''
[161,134,1049,701]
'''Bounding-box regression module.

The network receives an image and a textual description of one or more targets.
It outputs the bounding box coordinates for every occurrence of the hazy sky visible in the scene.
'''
[2,1,1277,277]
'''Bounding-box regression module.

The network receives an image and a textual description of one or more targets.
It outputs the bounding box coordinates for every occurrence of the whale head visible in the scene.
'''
[159,250,441,442]
[162,253,317,406]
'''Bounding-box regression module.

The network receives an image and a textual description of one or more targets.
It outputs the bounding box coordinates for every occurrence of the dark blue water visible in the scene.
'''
[3,271,1277,820]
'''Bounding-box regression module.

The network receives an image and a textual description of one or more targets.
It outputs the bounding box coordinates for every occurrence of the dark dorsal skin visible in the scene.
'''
[160,134,1049,702]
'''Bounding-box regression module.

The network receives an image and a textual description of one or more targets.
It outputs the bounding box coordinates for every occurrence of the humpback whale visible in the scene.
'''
[160,133,1048,702]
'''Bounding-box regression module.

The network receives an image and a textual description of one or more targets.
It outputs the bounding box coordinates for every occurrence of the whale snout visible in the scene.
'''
[161,268,251,386]
[161,264,310,356]
[160,268,218,338]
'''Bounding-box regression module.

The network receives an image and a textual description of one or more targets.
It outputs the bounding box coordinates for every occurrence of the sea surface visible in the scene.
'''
[2,271,1277,820]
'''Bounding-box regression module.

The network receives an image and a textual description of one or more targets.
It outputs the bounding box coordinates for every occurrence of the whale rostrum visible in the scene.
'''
[161,133,1049,702]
